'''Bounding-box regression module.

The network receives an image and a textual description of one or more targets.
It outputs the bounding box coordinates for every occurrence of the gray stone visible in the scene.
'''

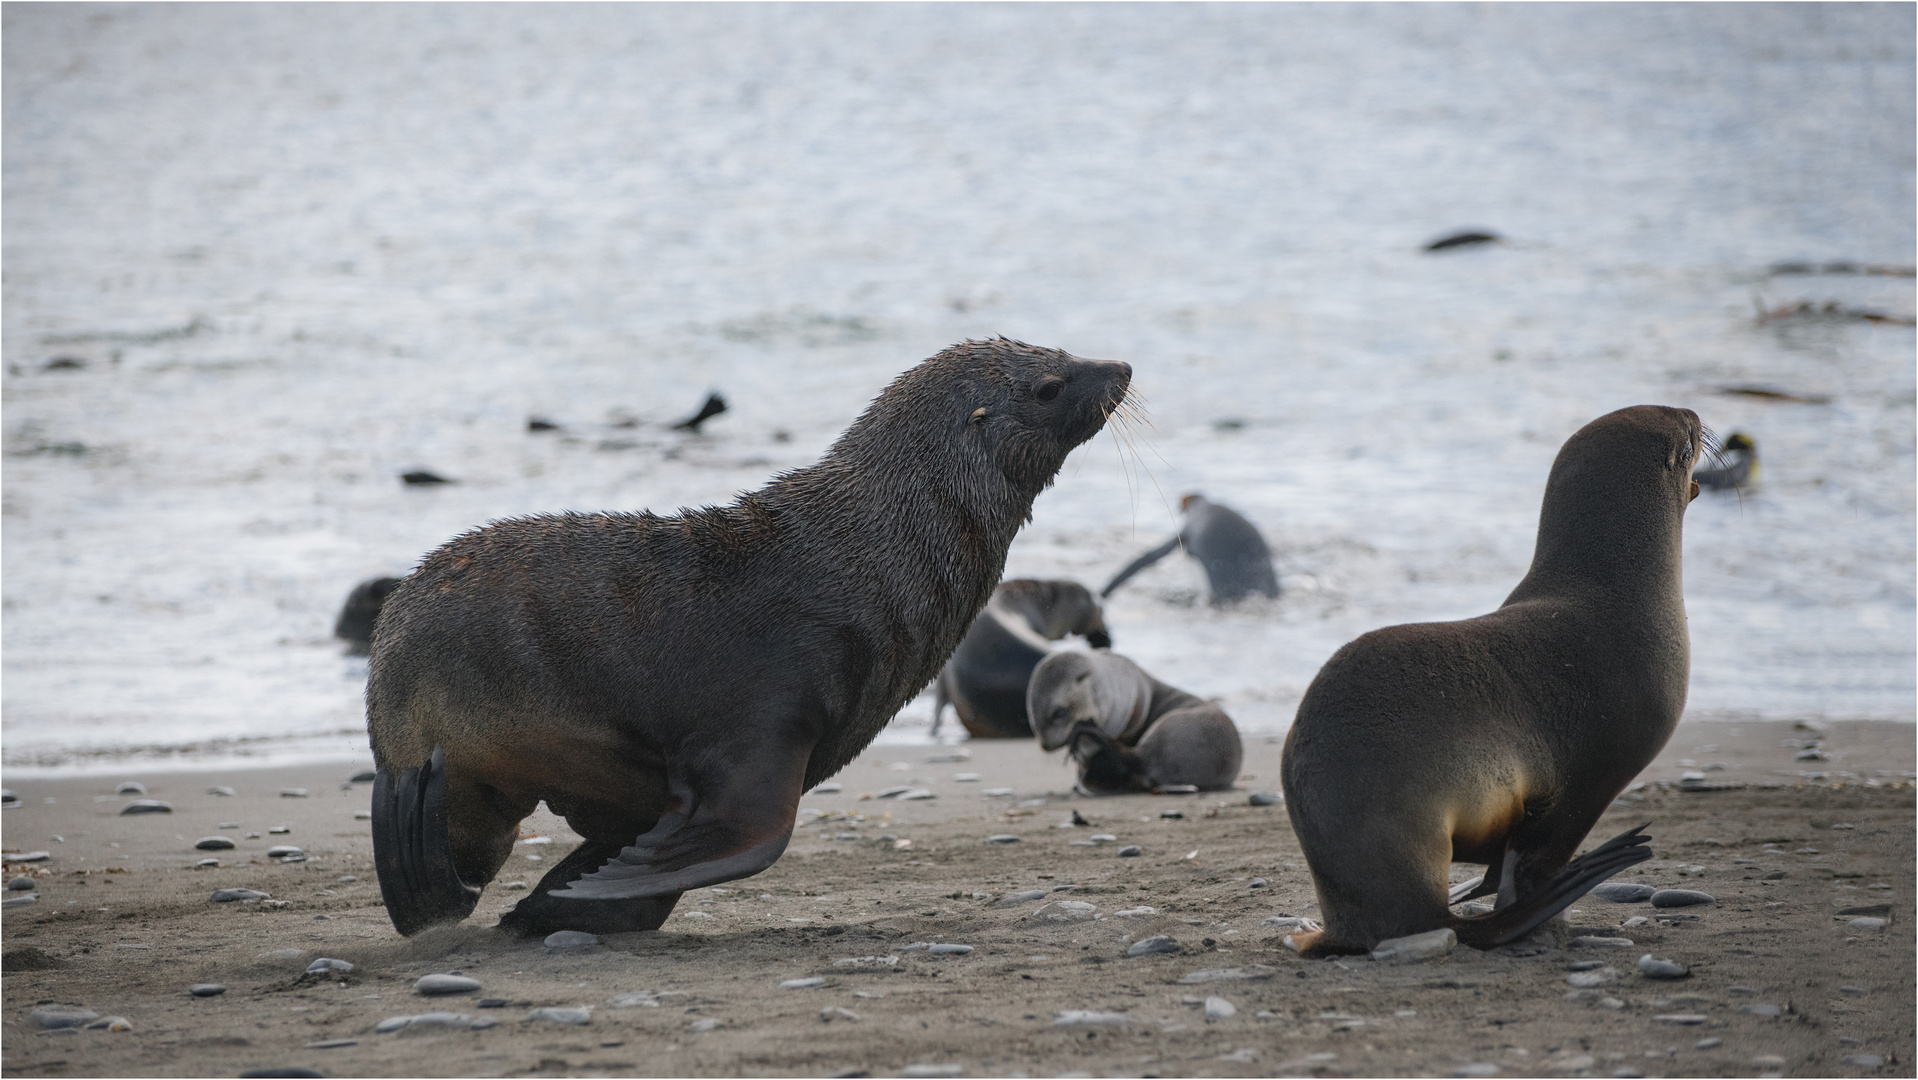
[195,859,220,869]
[1695,1038,1723,1050]
[7,877,36,891]
[1204,996,1236,1019]
[1249,877,1267,888]
[986,834,1020,844]
[1178,965,1275,984]
[527,1006,591,1024]
[84,1016,133,1032]
[1371,928,1457,963]
[280,788,309,798]
[1843,1054,1885,1067]
[119,800,172,815]
[1088,834,1117,843]
[780,977,826,989]
[1567,960,1606,971]
[1566,968,1618,988]
[820,1006,860,1022]
[1637,954,1689,979]
[995,889,1047,905]
[927,943,973,955]
[1651,1013,1707,1025]
[1649,889,1714,908]
[210,888,270,903]
[207,787,236,796]
[30,1006,99,1029]
[6,851,50,863]
[2,892,38,908]
[305,958,354,975]
[115,782,147,796]
[1572,935,1637,948]
[1053,1010,1131,1026]
[1126,935,1181,957]
[1248,792,1280,807]
[1849,917,1888,930]
[415,973,482,996]
[1118,845,1142,857]
[1453,1066,1499,1078]
[190,983,227,997]
[1033,900,1097,922]
[543,930,599,950]
[1738,1003,1781,1018]
[266,846,304,859]
[688,1017,721,1032]
[1159,810,1184,819]
[1588,883,1656,903]
[195,836,236,850]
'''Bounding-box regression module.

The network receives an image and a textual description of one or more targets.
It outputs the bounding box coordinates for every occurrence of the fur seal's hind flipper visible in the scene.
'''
[372,746,482,936]
[497,840,682,935]
[1100,535,1183,598]
[1451,824,1654,949]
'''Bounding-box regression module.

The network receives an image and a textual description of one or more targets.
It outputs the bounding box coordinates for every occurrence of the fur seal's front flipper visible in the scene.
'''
[553,768,802,901]
[1100,535,1182,598]
[372,746,482,936]
[1067,722,1153,794]
[1451,825,1653,947]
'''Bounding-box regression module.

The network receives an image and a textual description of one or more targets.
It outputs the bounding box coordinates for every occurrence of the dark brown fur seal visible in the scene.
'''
[366,339,1130,936]
[1101,494,1278,604]
[1280,405,1703,956]
[930,579,1111,739]
[1028,650,1242,794]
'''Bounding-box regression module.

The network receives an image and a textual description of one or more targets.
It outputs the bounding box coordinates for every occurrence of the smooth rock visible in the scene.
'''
[544,930,599,950]
[85,1016,133,1032]
[986,834,1020,844]
[1249,877,1267,888]
[900,789,936,800]
[266,845,304,859]
[1637,954,1690,979]
[1567,960,1606,971]
[7,876,36,890]
[688,1017,721,1032]
[1589,883,1656,903]
[115,782,147,796]
[1088,833,1117,843]
[2,892,39,908]
[1113,906,1158,918]
[1053,1010,1131,1026]
[31,1006,99,1029]
[1159,809,1184,819]
[236,1071,324,1079]
[195,836,236,851]
[1126,935,1181,957]
[1573,936,1636,948]
[780,977,826,989]
[210,888,270,903]
[1567,968,1618,988]
[195,859,221,869]
[1649,889,1714,908]
[833,955,900,969]
[1849,917,1888,929]
[820,1006,861,1022]
[1843,1054,1885,1067]
[996,889,1047,905]
[415,973,482,996]
[281,788,309,798]
[5,851,51,863]
[528,1006,591,1024]
[190,983,227,997]
[306,958,354,975]
[119,800,173,815]
[926,943,973,955]
[207,786,236,796]
[1622,915,1649,927]
[1204,996,1237,1019]
[0,790,15,806]
[1248,792,1280,806]
[1371,928,1456,963]
[1695,1037,1723,1050]
[1034,900,1097,921]
[1652,1013,1706,1025]
[1117,845,1142,857]
[1178,965,1275,984]
[1738,1003,1781,1017]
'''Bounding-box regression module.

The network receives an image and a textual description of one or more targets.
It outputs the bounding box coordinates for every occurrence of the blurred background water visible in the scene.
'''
[4,3,1913,773]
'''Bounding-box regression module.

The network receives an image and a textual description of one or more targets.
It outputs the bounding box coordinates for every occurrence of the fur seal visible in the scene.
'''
[1028,650,1242,794]
[1280,405,1704,956]
[930,579,1111,739]
[1101,494,1279,603]
[334,577,402,656]
[1694,431,1756,491]
[365,339,1130,936]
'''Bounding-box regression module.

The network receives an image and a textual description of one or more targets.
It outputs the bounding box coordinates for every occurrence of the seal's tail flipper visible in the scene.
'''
[1100,535,1183,598]
[1451,824,1653,949]
[372,746,482,936]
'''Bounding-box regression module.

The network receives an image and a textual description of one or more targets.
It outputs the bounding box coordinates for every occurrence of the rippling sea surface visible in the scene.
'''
[4,4,1913,772]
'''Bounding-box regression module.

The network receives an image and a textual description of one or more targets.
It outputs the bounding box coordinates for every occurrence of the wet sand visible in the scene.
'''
[2,721,1911,1078]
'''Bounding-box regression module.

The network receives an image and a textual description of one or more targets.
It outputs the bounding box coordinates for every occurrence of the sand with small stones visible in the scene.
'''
[2,721,1911,1078]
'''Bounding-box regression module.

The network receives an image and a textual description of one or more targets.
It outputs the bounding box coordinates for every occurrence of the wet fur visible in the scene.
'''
[931,579,1111,739]
[1281,405,1702,955]
[1029,650,1243,793]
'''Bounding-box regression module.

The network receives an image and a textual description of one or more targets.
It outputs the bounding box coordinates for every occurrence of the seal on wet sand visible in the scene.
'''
[1028,650,1242,794]
[366,339,1131,936]
[1101,494,1278,604]
[1280,405,1704,956]
[930,579,1112,739]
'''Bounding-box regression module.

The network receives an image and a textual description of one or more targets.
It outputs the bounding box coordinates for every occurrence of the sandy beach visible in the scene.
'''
[2,720,1909,1078]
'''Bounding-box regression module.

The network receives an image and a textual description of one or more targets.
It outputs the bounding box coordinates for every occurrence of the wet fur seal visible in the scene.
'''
[930,579,1111,739]
[365,339,1130,936]
[334,576,402,656]
[1101,494,1278,604]
[1028,650,1242,794]
[1280,405,1703,956]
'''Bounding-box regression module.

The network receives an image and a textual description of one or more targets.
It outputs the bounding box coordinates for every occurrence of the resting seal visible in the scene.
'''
[366,339,1130,936]
[930,579,1111,739]
[1101,494,1278,603]
[1280,405,1703,956]
[1028,650,1242,794]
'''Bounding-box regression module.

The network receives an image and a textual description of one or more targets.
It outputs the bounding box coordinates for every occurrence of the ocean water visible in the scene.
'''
[4,3,1913,773]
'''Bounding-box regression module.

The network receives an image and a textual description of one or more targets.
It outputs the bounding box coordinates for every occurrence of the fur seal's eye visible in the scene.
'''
[970,408,988,425]
[1034,378,1064,403]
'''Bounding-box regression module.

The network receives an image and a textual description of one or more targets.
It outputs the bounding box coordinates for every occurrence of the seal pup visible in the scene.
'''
[930,579,1111,739]
[1280,405,1704,956]
[366,339,1130,936]
[1028,650,1242,794]
[1694,431,1756,491]
[1101,494,1279,603]
[334,577,402,656]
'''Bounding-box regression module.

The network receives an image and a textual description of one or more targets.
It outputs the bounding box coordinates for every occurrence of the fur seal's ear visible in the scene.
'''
[970,408,989,425]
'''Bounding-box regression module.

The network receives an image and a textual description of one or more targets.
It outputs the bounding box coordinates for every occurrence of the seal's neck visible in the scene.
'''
[1504,456,1685,611]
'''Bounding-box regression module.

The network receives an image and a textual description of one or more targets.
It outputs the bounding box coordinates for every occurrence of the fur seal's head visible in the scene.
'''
[995,579,1112,649]
[1522,405,1704,591]
[1028,651,1103,751]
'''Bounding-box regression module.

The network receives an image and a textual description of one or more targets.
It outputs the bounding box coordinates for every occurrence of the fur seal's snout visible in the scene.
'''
[1281,405,1700,957]
[366,338,1124,936]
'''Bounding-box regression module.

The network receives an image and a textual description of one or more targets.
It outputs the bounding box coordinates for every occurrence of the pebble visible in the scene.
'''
[1249,877,1267,888]
[926,943,973,955]
[85,1016,133,1032]
[1695,1038,1723,1050]
[986,834,1021,844]
[119,800,173,815]
[1638,954,1690,979]
[195,836,236,850]
[1843,1054,1885,1067]
[528,1006,592,1024]
[0,789,16,807]
[1054,1010,1132,1026]
[1573,935,1636,948]
[821,1006,861,1022]
[193,859,223,870]
[415,973,482,996]
[268,826,290,835]
[305,958,354,975]
[1204,996,1237,1019]
[900,789,936,800]
[376,1012,487,1032]
[544,930,599,950]
[981,788,1014,797]
[349,770,377,783]
[6,851,51,863]
[281,788,309,798]
[210,888,271,903]
[1622,915,1649,928]
[952,773,980,782]
[1113,906,1158,918]
[1178,966,1275,984]
[7,876,36,891]
[1159,810,1184,819]
[688,1017,721,1032]
[1126,935,1181,957]
[1849,917,1888,929]
[1597,997,1624,1010]
[1371,928,1457,963]
[115,782,147,796]
[354,811,372,820]
[1117,845,1142,857]
[30,1006,100,1029]
[1262,915,1305,930]
[1738,1003,1782,1018]
[2,892,38,908]
[1034,900,1097,921]
[832,955,900,969]
[190,983,227,997]
[996,889,1047,905]
[207,787,236,797]
[780,977,826,989]
[1087,833,1117,843]
[307,1038,359,1049]
[1247,792,1280,806]
[1651,1013,1706,1025]
[1589,883,1656,903]
[1839,986,1867,995]
[265,846,304,859]
[1650,889,1714,908]
[1566,968,1618,988]
[1567,960,1606,971]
